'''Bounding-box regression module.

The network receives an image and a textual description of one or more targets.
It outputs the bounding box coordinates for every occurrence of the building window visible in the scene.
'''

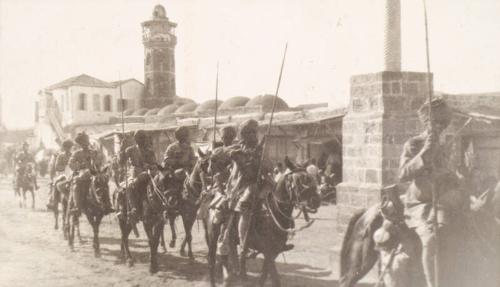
[78,93,87,111]
[104,95,112,111]
[93,94,101,111]
[117,99,128,112]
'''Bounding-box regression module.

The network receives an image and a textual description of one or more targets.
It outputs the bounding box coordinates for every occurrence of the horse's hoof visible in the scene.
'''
[169,241,176,248]
[161,247,167,254]
[127,259,134,267]
[180,249,186,257]
[149,264,159,274]
[188,253,194,261]
[94,250,101,258]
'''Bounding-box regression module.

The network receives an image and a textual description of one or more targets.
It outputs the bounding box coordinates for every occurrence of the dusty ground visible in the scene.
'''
[0,175,373,287]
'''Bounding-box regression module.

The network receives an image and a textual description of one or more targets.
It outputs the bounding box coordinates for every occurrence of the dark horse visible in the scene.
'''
[14,163,37,209]
[162,149,211,259]
[206,156,321,287]
[65,165,110,257]
[339,176,500,287]
[118,152,210,273]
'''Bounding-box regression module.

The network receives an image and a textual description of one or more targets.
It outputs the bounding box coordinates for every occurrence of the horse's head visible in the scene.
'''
[277,157,321,213]
[379,184,405,224]
[207,147,232,176]
[90,165,110,202]
[196,148,212,175]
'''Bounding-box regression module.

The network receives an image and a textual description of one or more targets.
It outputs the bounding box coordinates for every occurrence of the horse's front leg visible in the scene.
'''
[259,257,270,287]
[168,212,177,248]
[180,207,196,260]
[268,257,281,287]
[54,199,59,230]
[119,218,134,266]
[30,189,35,209]
[208,221,221,287]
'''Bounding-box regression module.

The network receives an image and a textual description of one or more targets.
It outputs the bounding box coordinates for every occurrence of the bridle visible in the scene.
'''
[265,170,317,235]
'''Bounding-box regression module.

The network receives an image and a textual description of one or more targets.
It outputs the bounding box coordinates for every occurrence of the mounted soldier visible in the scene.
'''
[217,119,282,276]
[14,141,38,194]
[118,130,158,223]
[47,139,74,210]
[68,132,111,215]
[213,126,237,149]
[162,126,196,173]
[399,98,464,287]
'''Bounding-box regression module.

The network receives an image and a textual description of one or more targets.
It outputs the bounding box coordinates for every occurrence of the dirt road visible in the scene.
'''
[0,176,372,287]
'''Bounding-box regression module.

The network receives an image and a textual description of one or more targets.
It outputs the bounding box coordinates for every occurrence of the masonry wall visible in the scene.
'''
[336,71,429,231]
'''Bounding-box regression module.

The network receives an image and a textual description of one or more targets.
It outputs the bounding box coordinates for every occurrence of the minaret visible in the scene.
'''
[384,0,402,71]
[141,4,177,108]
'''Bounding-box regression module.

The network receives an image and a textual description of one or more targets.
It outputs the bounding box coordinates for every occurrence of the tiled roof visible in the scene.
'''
[46,74,115,90]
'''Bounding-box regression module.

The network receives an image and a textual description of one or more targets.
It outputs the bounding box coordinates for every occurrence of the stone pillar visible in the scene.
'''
[384,0,401,71]
[336,71,431,232]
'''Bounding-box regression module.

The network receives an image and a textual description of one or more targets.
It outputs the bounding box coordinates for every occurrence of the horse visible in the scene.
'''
[117,152,211,273]
[65,165,110,257]
[339,176,500,287]
[206,156,321,287]
[162,149,211,259]
[14,163,37,209]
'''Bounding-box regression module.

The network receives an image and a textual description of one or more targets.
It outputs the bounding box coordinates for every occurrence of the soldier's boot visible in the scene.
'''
[238,209,252,279]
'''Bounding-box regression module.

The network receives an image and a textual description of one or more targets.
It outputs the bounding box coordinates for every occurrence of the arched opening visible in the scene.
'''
[104,95,112,111]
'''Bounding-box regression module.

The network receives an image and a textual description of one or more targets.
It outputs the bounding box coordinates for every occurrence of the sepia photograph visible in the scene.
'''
[0,0,499,286]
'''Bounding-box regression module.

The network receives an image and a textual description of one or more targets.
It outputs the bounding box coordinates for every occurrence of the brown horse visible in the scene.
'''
[339,178,500,287]
[162,149,211,259]
[65,165,110,257]
[14,163,37,209]
[206,156,321,287]
[117,154,209,273]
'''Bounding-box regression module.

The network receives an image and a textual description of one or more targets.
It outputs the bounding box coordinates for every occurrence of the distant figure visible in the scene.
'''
[274,162,286,182]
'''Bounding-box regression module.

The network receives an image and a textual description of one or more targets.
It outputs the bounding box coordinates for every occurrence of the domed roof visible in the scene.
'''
[245,94,288,111]
[132,108,149,116]
[145,108,161,116]
[195,100,224,113]
[219,96,250,110]
[172,96,195,105]
[157,104,182,116]
[175,103,199,114]
[123,109,135,116]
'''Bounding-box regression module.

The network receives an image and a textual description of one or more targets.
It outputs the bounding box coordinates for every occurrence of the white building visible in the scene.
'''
[35,74,144,148]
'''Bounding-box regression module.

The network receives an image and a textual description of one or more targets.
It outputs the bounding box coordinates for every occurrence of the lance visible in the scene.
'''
[422,1,440,286]
[240,43,288,258]
[118,73,128,192]
[213,62,219,148]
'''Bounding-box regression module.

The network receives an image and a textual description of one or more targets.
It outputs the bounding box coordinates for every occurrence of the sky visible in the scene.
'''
[1,0,500,129]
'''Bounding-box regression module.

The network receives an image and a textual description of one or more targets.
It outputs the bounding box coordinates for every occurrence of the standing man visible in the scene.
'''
[399,98,460,287]
[14,142,38,195]
[118,130,158,223]
[68,132,109,215]
[47,139,73,209]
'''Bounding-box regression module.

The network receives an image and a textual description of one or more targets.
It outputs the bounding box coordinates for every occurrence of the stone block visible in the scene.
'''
[381,71,403,81]
[365,169,381,184]
[350,192,368,207]
[403,82,419,96]
[383,82,391,94]
[392,81,401,94]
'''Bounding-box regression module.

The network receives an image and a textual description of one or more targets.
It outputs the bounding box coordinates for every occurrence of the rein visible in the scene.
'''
[264,172,315,236]
[147,170,170,208]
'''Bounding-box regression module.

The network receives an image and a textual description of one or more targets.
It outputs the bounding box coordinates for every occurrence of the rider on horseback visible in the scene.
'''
[118,130,158,223]
[212,126,237,149]
[69,132,111,215]
[47,139,73,210]
[399,98,461,287]
[217,119,286,275]
[14,142,38,193]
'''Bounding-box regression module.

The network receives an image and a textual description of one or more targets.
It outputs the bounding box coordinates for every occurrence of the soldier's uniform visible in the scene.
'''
[68,132,104,214]
[47,140,73,209]
[162,126,196,172]
[14,142,37,192]
[399,99,463,287]
[119,130,157,222]
[217,120,275,275]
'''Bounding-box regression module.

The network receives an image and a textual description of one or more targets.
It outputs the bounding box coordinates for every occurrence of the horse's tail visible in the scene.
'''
[340,208,366,277]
